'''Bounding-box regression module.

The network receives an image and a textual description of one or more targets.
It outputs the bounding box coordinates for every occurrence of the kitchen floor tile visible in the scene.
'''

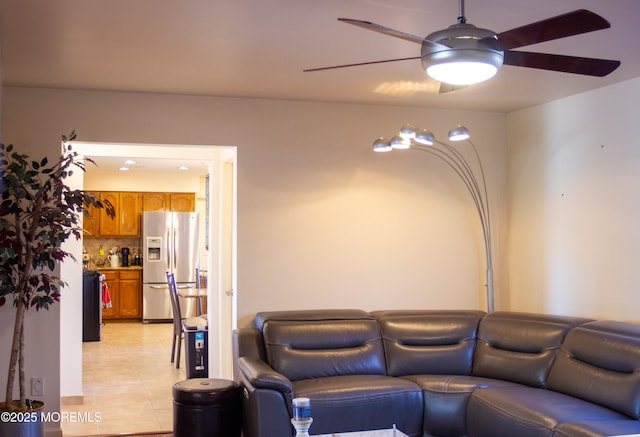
[61,322,185,436]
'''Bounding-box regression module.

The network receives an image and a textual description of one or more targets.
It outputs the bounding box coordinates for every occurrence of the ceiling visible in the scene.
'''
[84,155,210,175]
[1,0,639,114]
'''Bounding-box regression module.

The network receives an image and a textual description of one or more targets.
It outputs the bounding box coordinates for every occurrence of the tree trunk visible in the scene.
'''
[5,295,27,408]
[19,321,26,407]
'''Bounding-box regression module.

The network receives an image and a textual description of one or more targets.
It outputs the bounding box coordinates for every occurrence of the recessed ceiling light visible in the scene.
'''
[124,159,136,165]
[119,166,130,171]
[178,166,189,171]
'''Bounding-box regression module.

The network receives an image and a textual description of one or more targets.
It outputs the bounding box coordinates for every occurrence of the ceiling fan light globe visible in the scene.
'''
[421,23,503,86]
[427,61,498,85]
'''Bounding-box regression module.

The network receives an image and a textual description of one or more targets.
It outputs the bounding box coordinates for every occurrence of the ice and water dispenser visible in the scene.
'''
[146,237,163,261]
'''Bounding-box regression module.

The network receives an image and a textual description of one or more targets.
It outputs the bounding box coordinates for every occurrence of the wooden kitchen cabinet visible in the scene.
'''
[101,270,119,319]
[98,192,119,236]
[119,192,141,236]
[98,192,141,237]
[101,269,141,320]
[87,191,194,237]
[170,193,195,212]
[142,192,195,212]
[142,192,168,212]
[83,191,101,237]
[118,270,142,317]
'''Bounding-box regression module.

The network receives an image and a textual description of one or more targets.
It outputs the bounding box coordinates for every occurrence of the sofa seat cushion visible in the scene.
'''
[468,386,628,437]
[293,374,423,437]
[552,419,640,437]
[403,374,520,437]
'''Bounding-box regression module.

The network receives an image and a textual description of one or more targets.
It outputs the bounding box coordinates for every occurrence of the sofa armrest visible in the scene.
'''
[237,356,295,437]
[238,356,294,406]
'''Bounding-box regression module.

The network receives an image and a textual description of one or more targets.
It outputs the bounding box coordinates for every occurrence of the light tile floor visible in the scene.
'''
[61,322,184,436]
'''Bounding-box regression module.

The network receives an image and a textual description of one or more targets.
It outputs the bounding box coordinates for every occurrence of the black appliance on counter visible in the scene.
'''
[121,247,130,267]
[82,270,102,342]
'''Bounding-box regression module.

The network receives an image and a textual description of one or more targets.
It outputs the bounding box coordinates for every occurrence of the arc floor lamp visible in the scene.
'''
[373,124,494,312]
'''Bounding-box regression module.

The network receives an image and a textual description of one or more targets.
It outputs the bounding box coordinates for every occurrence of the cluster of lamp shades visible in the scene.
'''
[371,123,495,313]
[372,124,471,152]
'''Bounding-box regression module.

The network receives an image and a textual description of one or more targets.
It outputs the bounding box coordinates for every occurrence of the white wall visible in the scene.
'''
[507,77,640,322]
[2,87,509,321]
[1,86,507,435]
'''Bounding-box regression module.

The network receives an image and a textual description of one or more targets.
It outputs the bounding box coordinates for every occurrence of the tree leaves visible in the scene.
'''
[0,131,114,311]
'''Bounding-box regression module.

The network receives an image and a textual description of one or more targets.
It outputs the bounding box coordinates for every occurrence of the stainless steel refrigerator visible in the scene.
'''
[142,211,200,322]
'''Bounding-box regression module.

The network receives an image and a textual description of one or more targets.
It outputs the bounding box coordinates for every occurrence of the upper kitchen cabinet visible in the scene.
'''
[86,191,194,237]
[119,192,142,236]
[98,192,119,236]
[142,193,167,212]
[83,191,101,237]
[142,192,195,212]
[170,193,195,212]
[99,192,141,237]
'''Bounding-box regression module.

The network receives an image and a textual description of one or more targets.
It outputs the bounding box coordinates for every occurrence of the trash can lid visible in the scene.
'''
[183,316,207,330]
[173,378,241,405]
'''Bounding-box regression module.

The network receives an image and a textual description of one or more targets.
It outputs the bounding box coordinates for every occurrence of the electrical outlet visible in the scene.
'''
[31,377,44,396]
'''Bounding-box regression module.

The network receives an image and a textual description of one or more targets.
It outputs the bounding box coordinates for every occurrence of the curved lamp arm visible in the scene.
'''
[374,127,494,312]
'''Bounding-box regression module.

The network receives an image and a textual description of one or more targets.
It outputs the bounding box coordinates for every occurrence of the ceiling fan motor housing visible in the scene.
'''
[422,23,505,84]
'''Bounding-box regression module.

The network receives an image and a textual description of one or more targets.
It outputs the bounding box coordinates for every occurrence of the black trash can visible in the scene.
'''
[173,378,242,437]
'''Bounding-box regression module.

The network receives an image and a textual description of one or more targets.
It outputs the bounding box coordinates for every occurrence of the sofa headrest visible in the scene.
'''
[473,311,592,387]
[255,309,373,332]
[548,320,640,419]
[259,310,386,381]
[372,310,485,376]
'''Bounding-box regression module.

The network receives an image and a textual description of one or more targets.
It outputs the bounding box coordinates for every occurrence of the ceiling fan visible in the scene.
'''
[304,0,621,92]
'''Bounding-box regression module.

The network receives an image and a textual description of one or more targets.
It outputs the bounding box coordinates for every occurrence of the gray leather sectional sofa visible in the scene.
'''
[233,309,640,437]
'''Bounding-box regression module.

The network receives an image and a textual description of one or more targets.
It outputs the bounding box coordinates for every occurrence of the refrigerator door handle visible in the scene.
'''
[176,284,194,290]
[166,226,171,271]
[173,225,178,274]
[150,284,169,289]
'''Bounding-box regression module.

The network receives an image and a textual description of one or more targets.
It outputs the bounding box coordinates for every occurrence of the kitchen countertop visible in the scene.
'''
[90,266,143,271]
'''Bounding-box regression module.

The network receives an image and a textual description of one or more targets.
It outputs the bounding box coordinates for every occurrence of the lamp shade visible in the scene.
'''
[399,124,418,140]
[390,135,411,150]
[414,129,435,145]
[448,125,470,141]
[372,137,392,152]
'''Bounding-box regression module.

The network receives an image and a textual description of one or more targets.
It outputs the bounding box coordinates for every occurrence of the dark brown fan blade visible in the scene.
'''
[338,18,449,50]
[304,56,420,72]
[489,9,611,51]
[504,51,621,77]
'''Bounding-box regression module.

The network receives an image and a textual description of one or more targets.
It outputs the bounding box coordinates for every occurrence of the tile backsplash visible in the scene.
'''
[84,237,141,268]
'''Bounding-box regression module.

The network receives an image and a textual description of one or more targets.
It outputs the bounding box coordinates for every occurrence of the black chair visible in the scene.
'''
[167,272,184,368]
[167,272,208,369]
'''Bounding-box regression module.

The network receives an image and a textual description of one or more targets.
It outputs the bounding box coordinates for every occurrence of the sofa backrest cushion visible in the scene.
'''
[547,320,640,419]
[372,310,485,376]
[473,312,591,387]
[258,310,386,381]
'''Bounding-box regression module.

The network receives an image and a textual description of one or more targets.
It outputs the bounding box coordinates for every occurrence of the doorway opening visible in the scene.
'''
[60,141,237,433]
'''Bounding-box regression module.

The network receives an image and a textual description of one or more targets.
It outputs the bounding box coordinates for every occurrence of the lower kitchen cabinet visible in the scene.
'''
[101,269,141,320]
[119,270,141,317]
